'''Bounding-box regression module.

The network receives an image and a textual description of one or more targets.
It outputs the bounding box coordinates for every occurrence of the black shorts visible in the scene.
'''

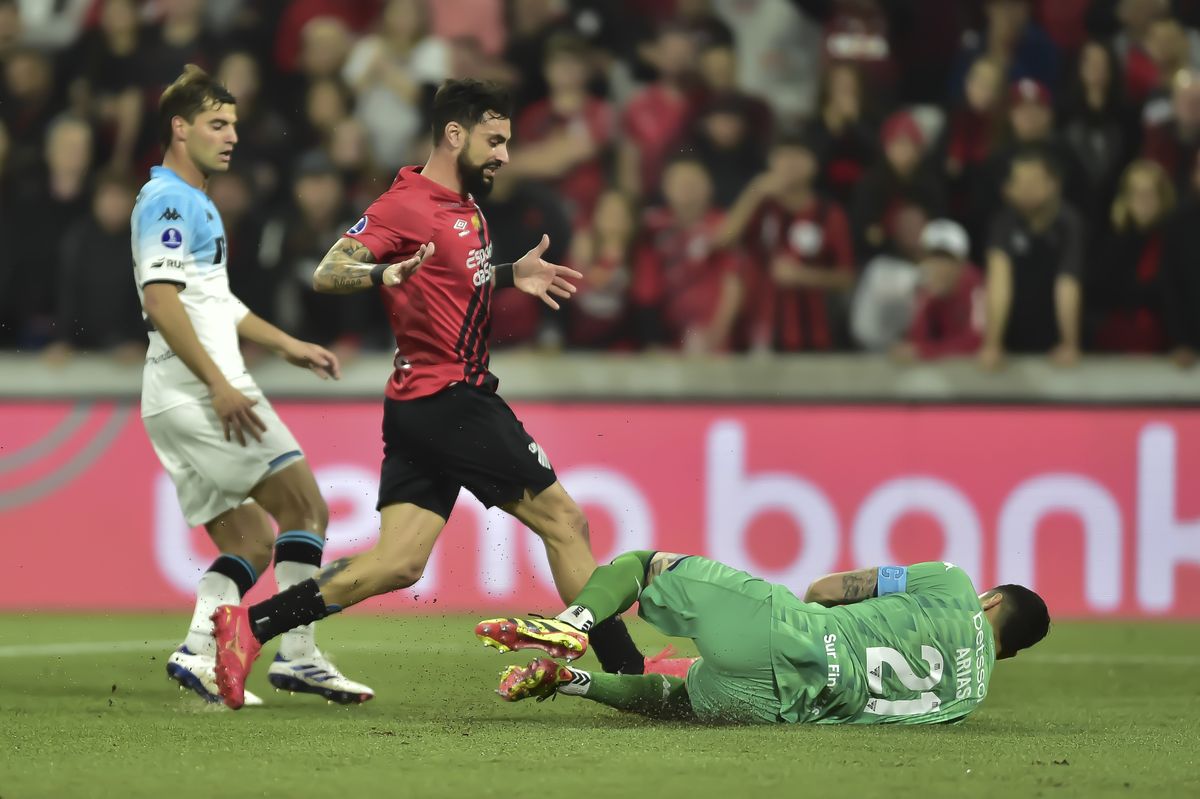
[378,383,558,518]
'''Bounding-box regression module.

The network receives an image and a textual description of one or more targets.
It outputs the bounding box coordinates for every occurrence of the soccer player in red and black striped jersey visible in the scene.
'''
[211,80,679,709]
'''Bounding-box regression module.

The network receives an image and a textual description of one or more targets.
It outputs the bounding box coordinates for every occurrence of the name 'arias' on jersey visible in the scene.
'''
[346,166,500,402]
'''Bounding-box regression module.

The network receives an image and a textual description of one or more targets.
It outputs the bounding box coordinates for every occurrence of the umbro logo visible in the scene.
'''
[528,441,552,470]
[454,218,471,238]
[158,208,182,221]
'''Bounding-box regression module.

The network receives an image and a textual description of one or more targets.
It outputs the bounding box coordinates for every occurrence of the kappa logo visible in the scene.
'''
[158,208,182,221]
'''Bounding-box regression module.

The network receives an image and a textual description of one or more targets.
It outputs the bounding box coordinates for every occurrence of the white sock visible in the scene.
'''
[556,605,595,632]
[275,561,319,660]
[183,571,239,658]
[558,667,592,696]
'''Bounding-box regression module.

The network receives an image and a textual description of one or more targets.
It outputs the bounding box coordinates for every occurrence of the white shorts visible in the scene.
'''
[144,388,304,527]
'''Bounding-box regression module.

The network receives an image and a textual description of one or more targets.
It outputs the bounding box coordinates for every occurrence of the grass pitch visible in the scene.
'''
[1,614,1197,799]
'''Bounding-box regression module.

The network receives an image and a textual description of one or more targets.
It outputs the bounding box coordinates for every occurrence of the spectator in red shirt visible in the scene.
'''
[893,219,985,361]
[619,23,702,198]
[631,156,743,353]
[721,133,856,352]
[1090,159,1175,353]
[273,0,379,74]
[509,33,613,223]
[1143,68,1200,193]
[566,189,640,349]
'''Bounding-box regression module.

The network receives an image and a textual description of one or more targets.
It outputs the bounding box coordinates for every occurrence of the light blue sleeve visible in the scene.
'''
[133,187,198,288]
[876,566,908,596]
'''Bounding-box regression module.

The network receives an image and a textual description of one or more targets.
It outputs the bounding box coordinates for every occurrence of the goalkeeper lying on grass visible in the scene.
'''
[476,552,1049,724]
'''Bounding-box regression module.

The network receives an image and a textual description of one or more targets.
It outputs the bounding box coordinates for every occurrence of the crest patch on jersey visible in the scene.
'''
[161,228,183,249]
[348,216,368,235]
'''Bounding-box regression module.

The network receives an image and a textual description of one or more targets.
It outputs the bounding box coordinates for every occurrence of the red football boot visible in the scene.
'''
[497,657,574,702]
[211,604,262,710]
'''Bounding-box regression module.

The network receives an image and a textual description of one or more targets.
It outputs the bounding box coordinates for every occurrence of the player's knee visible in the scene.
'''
[276,491,329,536]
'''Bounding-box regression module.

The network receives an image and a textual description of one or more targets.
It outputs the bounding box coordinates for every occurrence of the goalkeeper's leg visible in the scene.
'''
[475,550,654,659]
[563,669,695,720]
[498,656,695,720]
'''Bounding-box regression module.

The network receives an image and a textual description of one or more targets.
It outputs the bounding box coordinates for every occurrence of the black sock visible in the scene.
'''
[588,616,645,674]
[248,579,334,644]
[208,554,258,597]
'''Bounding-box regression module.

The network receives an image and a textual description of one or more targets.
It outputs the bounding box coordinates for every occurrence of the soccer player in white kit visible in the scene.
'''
[132,65,373,706]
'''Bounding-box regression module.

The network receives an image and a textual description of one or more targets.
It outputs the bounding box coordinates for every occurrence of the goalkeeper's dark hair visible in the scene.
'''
[990,584,1050,655]
[158,64,236,149]
[430,78,513,142]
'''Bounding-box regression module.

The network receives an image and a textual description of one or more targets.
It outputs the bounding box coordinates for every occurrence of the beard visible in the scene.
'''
[457,146,502,199]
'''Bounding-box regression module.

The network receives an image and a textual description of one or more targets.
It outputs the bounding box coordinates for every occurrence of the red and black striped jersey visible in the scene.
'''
[345,166,498,400]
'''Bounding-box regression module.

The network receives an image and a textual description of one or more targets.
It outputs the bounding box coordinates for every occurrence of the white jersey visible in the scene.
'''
[131,165,253,417]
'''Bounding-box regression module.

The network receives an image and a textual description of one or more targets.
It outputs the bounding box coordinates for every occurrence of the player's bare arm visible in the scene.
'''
[803,568,879,607]
[236,312,341,380]
[142,283,265,446]
[312,237,435,294]
[505,233,582,310]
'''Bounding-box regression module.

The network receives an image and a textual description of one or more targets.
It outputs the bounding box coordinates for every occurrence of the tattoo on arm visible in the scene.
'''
[312,238,380,294]
[315,556,353,587]
[840,569,878,602]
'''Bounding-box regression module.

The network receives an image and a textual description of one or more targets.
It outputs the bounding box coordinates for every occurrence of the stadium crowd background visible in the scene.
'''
[2,0,1199,369]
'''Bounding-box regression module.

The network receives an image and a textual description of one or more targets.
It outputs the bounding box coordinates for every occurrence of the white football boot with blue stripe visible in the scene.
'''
[267,650,374,704]
[167,646,263,706]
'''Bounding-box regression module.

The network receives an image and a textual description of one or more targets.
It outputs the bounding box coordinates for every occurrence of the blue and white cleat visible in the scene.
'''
[267,650,374,705]
[166,646,263,706]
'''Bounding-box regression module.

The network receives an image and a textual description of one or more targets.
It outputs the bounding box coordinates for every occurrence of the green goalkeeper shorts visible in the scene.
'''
[636,556,782,724]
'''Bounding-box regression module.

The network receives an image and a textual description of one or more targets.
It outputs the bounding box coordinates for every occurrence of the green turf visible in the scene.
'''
[0,614,1197,799]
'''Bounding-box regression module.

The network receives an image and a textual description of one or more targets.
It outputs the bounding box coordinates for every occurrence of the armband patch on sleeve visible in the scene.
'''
[877,566,908,596]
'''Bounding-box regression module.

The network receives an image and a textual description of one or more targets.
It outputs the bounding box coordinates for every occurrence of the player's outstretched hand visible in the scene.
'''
[383,241,435,287]
[283,339,342,380]
[514,234,581,310]
[211,382,267,447]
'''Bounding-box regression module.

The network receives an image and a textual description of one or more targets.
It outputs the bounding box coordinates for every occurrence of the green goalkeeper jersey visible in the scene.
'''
[770,562,996,725]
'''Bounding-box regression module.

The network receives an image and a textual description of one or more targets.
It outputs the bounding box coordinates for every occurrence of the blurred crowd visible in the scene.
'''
[2,0,1200,369]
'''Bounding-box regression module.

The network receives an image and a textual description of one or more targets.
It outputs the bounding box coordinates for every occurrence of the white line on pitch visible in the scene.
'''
[0,639,179,658]
[0,639,486,659]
